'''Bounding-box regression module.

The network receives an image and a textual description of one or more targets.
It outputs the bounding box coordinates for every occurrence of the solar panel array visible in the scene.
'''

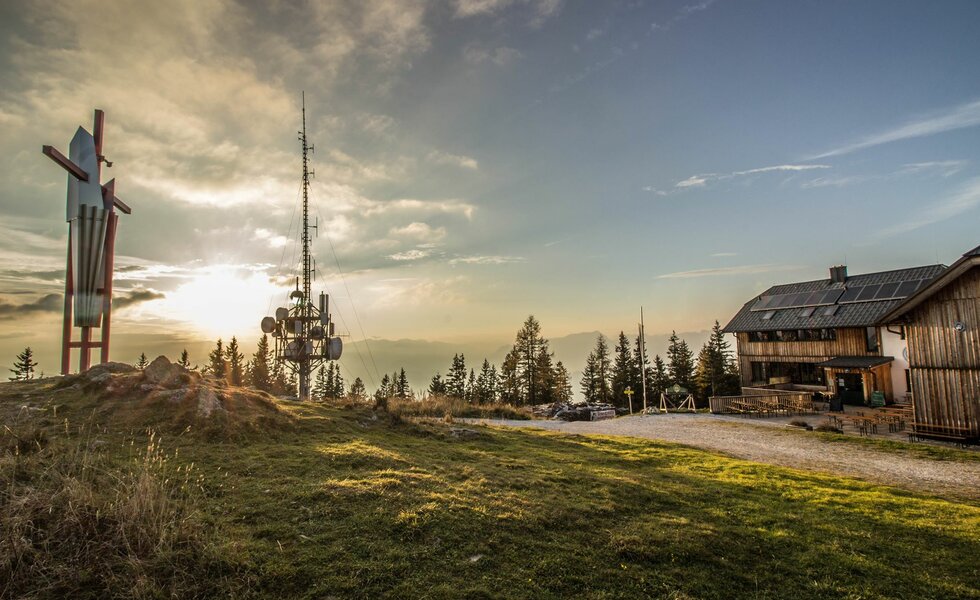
[750,278,931,313]
[836,279,930,304]
[750,288,843,312]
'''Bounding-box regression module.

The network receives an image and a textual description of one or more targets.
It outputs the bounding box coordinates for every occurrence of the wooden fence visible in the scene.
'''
[709,392,815,416]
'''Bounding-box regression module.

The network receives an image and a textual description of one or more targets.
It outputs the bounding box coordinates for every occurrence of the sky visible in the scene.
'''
[1,0,980,392]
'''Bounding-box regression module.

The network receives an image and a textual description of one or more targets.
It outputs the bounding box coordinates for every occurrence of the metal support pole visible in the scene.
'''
[61,229,74,375]
[100,211,117,363]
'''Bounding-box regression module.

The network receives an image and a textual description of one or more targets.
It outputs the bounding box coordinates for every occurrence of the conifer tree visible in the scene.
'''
[447,353,467,398]
[177,349,191,369]
[136,353,149,370]
[552,361,573,403]
[333,363,346,399]
[513,315,549,405]
[375,373,392,403]
[651,354,670,396]
[396,368,409,399]
[611,331,635,409]
[476,359,497,404]
[225,336,244,386]
[249,334,272,391]
[207,339,227,380]
[349,377,366,401]
[428,372,447,396]
[498,350,521,404]
[533,346,556,405]
[666,331,695,391]
[314,365,329,399]
[580,350,600,403]
[8,347,38,381]
[466,368,477,403]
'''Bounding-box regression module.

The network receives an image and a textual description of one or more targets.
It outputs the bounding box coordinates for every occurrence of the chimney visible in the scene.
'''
[829,265,848,284]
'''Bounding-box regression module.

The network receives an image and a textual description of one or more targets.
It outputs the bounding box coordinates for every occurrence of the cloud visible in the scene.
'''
[113,288,166,310]
[811,98,980,159]
[427,150,479,170]
[673,164,829,189]
[800,160,968,189]
[389,222,447,241]
[452,0,562,25]
[657,264,801,279]
[899,160,968,177]
[873,177,980,239]
[0,294,61,319]
[449,255,525,265]
[388,249,433,261]
[463,45,523,66]
[652,0,716,31]
[710,252,737,257]
[253,228,291,248]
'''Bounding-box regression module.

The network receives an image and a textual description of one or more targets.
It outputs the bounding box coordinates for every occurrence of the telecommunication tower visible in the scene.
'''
[260,93,342,400]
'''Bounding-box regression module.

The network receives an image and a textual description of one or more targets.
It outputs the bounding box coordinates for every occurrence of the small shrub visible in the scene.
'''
[816,423,843,434]
[789,419,809,428]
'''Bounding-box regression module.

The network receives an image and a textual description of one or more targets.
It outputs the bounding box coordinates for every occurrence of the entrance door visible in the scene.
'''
[836,373,865,405]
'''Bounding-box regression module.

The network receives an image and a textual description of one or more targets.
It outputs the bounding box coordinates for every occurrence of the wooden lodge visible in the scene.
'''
[723,245,980,438]
[879,245,980,437]
[723,263,946,406]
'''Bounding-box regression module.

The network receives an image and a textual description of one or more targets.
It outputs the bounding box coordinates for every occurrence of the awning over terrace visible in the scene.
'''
[815,356,894,369]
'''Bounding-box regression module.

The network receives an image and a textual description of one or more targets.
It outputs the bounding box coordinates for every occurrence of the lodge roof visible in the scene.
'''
[723,264,947,333]
[879,244,980,323]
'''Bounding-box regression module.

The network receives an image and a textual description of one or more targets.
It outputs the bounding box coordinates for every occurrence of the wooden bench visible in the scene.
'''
[908,423,978,447]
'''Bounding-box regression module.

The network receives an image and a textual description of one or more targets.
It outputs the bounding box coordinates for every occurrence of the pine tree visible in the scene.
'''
[552,361,573,403]
[270,359,290,395]
[447,354,467,399]
[314,365,329,399]
[512,315,549,405]
[533,346,556,405]
[349,377,366,401]
[207,339,227,380]
[428,372,447,396]
[225,336,244,386]
[580,350,600,403]
[177,349,191,369]
[396,368,409,399]
[333,363,346,399]
[375,373,392,403]
[249,334,272,391]
[8,347,38,381]
[666,331,694,391]
[136,353,149,370]
[611,331,634,410]
[593,334,612,403]
[465,368,477,403]
[476,359,497,404]
[498,349,521,405]
[651,354,670,396]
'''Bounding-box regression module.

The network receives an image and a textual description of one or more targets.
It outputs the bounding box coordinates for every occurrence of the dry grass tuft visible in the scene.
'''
[385,395,532,421]
[0,418,243,599]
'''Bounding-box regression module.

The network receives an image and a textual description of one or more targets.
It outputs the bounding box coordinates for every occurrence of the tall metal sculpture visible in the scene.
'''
[260,94,342,400]
[43,109,131,374]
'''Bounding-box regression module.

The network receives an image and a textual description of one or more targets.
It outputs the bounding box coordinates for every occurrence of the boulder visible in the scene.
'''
[196,386,225,417]
[143,355,186,388]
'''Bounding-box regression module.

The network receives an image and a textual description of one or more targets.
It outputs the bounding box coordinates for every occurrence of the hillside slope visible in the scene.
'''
[2,369,979,599]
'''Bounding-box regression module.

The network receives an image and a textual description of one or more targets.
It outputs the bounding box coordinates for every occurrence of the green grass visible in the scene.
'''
[3,381,980,599]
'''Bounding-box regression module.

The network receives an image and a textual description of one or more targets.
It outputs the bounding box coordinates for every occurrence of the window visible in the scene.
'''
[755,362,825,386]
[866,326,879,352]
[749,329,835,342]
[904,369,911,393]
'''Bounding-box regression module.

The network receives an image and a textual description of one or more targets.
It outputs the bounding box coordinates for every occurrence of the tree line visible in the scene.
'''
[8,316,740,406]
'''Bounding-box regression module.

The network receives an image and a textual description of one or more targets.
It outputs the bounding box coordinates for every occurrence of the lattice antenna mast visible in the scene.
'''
[261,93,342,402]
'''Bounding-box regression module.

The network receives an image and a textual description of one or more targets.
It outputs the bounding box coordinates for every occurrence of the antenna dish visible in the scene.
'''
[260,316,276,334]
[327,337,343,360]
[310,326,324,340]
[275,307,289,321]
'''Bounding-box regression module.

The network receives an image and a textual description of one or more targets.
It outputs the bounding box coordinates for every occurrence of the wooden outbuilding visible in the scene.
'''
[880,245,980,436]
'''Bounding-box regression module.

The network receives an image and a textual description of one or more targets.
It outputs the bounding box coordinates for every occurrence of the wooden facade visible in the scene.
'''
[735,328,894,400]
[899,266,980,433]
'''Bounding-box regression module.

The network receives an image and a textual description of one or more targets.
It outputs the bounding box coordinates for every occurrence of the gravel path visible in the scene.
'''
[466,414,980,501]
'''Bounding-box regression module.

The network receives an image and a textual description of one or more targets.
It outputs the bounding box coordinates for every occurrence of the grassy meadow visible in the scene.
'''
[2,378,979,599]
